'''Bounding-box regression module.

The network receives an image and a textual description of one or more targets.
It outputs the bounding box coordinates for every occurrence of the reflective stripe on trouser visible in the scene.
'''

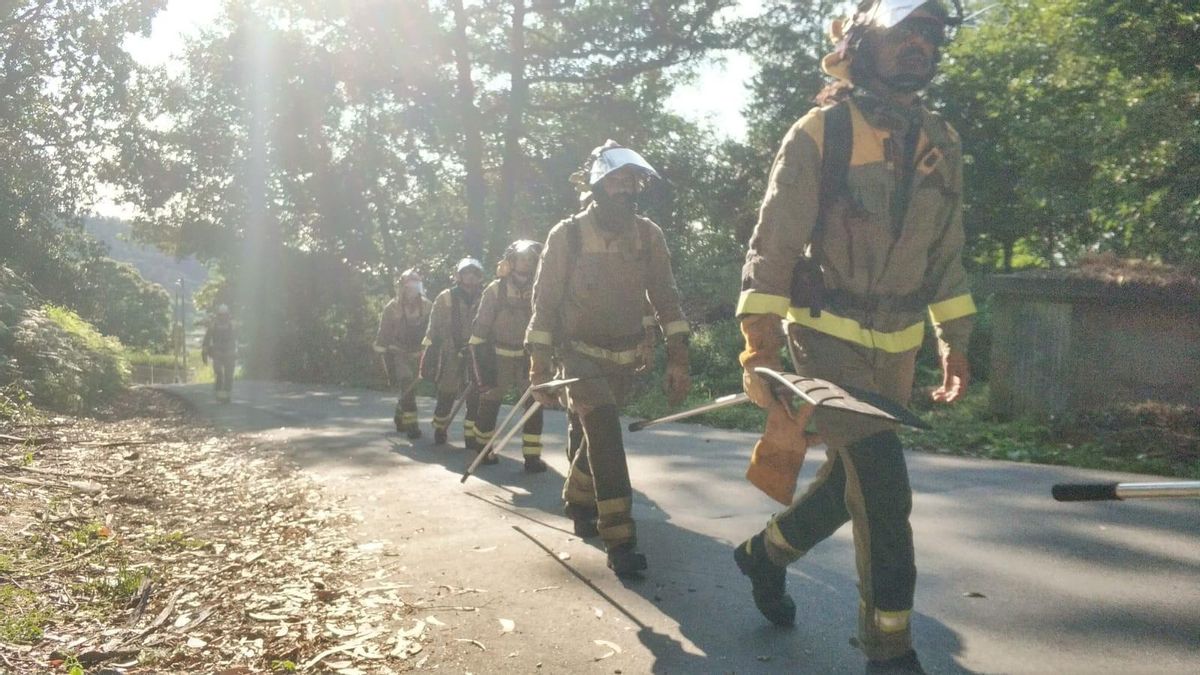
[757,325,919,661]
[432,391,455,431]
[562,412,595,520]
[476,355,542,456]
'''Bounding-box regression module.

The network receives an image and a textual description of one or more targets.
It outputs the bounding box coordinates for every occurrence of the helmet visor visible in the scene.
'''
[589,147,660,186]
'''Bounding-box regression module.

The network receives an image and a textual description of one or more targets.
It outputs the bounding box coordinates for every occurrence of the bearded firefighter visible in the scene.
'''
[421,258,485,448]
[526,141,692,577]
[468,240,548,473]
[734,2,974,673]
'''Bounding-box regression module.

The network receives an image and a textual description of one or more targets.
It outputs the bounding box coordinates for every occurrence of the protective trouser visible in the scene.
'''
[757,326,919,662]
[559,350,637,548]
[475,354,543,456]
[432,350,478,444]
[212,356,235,393]
[387,352,420,432]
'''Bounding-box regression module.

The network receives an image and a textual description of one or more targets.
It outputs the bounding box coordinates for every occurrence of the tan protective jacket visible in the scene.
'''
[526,203,689,365]
[423,286,480,353]
[376,297,432,354]
[738,94,975,354]
[469,277,532,358]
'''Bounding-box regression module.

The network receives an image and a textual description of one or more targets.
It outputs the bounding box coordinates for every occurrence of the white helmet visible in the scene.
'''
[587,140,660,187]
[456,257,484,276]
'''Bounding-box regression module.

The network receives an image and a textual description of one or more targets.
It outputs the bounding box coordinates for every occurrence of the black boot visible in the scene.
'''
[573,519,599,539]
[393,410,404,433]
[606,543,647,577]
[734,532,796,626]
[406,425,423,440]
[477,449,498,465]
[524,455,547,473]
[866,650,925,675]
[434,428,447,445]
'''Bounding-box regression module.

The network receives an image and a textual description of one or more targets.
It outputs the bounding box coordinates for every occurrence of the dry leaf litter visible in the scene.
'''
[0,389,443,673]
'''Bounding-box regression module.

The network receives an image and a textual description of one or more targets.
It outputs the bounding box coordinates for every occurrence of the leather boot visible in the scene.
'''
[606,543,647,577]
[734,532,796,626]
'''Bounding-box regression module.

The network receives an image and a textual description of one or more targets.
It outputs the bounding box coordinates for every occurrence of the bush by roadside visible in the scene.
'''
[1,265,128,415]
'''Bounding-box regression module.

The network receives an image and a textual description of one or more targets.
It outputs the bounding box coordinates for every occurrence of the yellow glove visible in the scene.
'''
[663,336,691,407]
[739,314,785,409]
[746,401,814,505]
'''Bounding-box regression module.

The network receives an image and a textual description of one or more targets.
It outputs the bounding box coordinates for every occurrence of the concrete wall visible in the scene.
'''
[988,275,1200,420]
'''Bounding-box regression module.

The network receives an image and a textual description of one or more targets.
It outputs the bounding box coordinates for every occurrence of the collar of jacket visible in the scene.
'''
[851,88,924,133]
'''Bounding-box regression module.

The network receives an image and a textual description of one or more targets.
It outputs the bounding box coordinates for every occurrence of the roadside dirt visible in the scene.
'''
[0,389,447,674]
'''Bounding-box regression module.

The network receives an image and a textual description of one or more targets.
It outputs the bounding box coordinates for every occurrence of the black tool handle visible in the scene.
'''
[1052,483,1120,502]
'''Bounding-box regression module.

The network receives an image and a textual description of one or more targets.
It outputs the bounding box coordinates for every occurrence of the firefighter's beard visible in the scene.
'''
[594,190,637,229]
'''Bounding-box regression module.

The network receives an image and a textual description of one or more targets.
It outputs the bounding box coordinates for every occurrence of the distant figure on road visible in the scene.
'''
[526,140,691,578]
[421,258,485,448]
[468,240,547,473]
[201,304,237,404]
[734,1,976,672]
[374,268,433,439]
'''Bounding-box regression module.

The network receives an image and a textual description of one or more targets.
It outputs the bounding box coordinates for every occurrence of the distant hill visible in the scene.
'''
[83,216,209,307]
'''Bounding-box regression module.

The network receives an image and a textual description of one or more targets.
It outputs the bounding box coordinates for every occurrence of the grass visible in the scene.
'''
[0,586,55,644]
[146,530,209,550]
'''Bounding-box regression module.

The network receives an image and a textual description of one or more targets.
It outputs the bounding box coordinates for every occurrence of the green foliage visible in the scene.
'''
[0,586,54,644]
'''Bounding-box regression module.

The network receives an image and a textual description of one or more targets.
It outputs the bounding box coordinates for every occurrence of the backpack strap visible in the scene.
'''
[817,100,853,239]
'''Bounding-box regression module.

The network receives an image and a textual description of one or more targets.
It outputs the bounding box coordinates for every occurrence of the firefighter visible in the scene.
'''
[374,269,432,439]
[468,240,547,473]
[422,258,485,448]
[201,304,236,403]
[734,2,974,672]
[526,140,692,577]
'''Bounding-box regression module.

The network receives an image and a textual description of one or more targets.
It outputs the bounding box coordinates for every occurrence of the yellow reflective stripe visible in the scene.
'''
[468,335,486,346]
[526,329,554,346]
[765,520,804,561]
[596,496,632,516]
[599,522,635,541]
[571,341,641,365]
[494,346,526,358]
[464,420,476,431]
[642,315,656,328]
[928,293,977,324]
[785,308,924,354]
[736,290,790,318]
[663,320,690,337]
[522,434,542,444]
[875,609,911,634]
[422,336,433,347]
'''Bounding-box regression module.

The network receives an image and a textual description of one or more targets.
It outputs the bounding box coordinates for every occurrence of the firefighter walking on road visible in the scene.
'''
[733,2,975,672]
[526,140,692,577]
[374,269,432,439]
[422,258,486,448]
[468,240,547,473]
[201,304,237,404]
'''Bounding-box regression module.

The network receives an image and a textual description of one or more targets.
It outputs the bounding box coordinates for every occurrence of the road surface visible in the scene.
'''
[166,381,1199,674]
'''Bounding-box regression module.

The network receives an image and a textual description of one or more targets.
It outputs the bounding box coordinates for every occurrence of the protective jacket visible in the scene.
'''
[737,92,975,355]
[424,286,480,354]
[202,318,236,360]
[376,297,432,354]
[526,202,689,363]
[469,278,532,358]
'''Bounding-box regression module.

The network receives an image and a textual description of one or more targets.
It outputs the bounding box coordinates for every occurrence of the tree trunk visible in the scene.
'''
[447,0,488,259]
[490,0,529,258]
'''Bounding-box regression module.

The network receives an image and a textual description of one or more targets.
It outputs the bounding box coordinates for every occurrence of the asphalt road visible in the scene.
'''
[166,381,1199,674]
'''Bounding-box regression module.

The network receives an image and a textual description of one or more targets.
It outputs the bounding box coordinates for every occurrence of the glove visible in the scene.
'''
[372,343,387,354]
[932,349,970,404]
[636,325,656,374]
[469,344,492,396]
[746,401,814,505]
[528,346,557,408]
[739,314,786,409]
[663,336,691,407]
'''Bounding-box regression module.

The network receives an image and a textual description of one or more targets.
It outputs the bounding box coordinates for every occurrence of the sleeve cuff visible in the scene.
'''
[525,329,554,347]
[468,335,486,346]
[422,337,433,347]
[736,290,790,318]
[928,293,977,324]
[663,320,690,337]
[642,315,657,328]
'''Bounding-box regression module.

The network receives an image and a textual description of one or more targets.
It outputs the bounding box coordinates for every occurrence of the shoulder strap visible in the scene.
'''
[817,101,853,241]
[566,215,582,260]
[450,287,463,348]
